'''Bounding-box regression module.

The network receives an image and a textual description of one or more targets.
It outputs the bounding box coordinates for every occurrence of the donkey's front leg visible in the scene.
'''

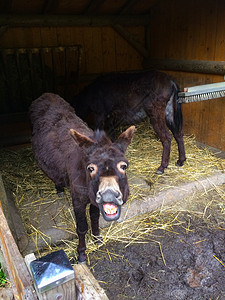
[90,204,102,244]
[73,203,88,263]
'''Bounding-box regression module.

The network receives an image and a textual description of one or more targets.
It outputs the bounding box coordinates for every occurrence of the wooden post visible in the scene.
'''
[36,280,76,300]
[25,253,109,299]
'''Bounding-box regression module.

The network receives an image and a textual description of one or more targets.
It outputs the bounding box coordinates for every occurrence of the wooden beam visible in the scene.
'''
[119,0,139,14]
[113,24,149,59]
[83,0,106,14]
[143,58,225,75]
[0,14,150,27]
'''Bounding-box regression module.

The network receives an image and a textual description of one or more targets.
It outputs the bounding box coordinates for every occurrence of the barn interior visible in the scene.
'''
[0,0,225,299]
[0,0,225,149]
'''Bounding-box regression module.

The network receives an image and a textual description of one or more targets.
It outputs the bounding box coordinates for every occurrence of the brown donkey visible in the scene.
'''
[71,70,186,174]
[29,93,135,262]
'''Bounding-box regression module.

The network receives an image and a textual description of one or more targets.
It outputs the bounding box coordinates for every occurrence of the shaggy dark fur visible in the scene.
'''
[71,70,186,173]
[29,93,135,262]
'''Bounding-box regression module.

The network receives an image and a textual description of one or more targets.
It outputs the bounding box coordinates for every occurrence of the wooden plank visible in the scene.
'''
[0,14,150,27]
[0,175,37,300]
[74,264,109,300]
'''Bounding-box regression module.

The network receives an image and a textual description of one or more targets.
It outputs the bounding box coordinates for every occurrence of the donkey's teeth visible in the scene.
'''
[103,203,117,215]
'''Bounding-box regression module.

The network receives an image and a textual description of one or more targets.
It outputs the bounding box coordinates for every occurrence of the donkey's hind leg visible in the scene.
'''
[170,129,186,167]
[147,111,173,174]
[165,105,186,168]
[55,184,65,197]
[154,125,172,174]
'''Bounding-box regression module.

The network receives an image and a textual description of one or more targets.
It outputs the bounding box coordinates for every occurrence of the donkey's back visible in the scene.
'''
[71,70,186,174]
[29,93,92,190]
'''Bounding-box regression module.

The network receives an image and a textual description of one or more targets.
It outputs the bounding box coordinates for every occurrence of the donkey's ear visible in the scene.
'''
[114,126,136,153]
[70,129,95,148]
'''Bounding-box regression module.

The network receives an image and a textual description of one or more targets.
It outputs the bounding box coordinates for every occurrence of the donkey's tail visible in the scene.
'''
[174,83,183,133]
[165,81,183,134]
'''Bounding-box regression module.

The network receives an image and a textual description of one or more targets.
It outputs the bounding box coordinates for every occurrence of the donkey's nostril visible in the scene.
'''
[102,190,115,203]
[96,191,102,203]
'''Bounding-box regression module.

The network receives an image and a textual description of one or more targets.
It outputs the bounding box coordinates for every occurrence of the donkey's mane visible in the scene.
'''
[92,129,111,144]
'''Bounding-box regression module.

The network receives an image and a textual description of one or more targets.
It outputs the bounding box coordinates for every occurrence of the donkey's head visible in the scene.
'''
[70,126,135,221]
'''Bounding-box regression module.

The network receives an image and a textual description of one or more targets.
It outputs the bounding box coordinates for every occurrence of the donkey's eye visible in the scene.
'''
[87,163,98,176]
[120,164,127,170]
[117,161,128,173]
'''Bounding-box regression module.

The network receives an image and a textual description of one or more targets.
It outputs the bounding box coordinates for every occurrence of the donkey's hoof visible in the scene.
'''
[94,235,103,245]
[156,169,164,175]
[175,160,184,167]
[78,253,86,264]
[57,191,65,198]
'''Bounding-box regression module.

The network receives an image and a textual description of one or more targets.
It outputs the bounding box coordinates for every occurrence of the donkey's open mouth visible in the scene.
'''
[96,186,123,221]
[99,202,121,221]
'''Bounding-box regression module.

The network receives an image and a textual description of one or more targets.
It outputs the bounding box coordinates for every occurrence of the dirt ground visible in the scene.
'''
[89,186,225,300]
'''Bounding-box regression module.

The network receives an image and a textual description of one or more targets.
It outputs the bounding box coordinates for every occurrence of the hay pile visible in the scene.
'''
[0,121,224,262]
[127,122,224,196]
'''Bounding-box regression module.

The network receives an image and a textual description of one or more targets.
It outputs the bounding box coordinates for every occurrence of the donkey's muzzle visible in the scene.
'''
[96,189,123,222]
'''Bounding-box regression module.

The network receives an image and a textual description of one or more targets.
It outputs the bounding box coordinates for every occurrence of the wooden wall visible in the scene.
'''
[0,26,145,77]
[148,0,225,151]
[1,0,225,151]
[0,23,145,145]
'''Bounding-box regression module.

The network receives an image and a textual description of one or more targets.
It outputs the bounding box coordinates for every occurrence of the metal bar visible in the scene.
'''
[27,49,35,99]
[40,48,47,91]
[1,50,13,110]
[64,47,69,98]
[15,50,24,102]
[51,48,56,93]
